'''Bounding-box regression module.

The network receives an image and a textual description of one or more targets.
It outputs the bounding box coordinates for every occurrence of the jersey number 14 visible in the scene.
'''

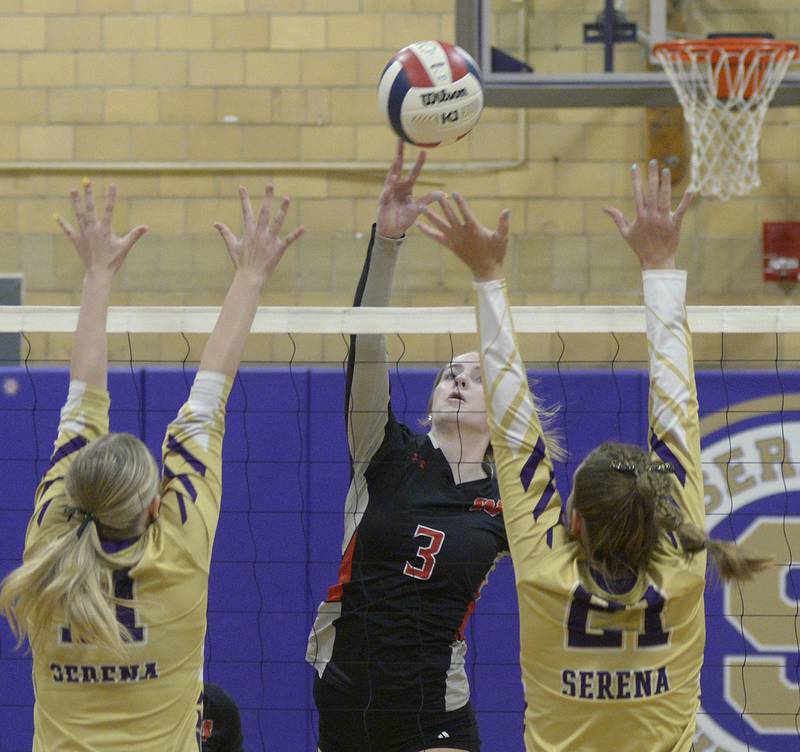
[60,568,146,645]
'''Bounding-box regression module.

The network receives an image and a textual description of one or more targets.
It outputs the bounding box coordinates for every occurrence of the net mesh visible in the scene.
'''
[655,41,798,202]
[0,308,799,752]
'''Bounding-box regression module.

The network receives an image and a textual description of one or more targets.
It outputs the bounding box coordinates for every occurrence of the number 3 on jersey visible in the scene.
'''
[404,525,446,581]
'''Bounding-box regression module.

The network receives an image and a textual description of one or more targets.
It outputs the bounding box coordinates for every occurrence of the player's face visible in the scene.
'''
[429,352,487,435]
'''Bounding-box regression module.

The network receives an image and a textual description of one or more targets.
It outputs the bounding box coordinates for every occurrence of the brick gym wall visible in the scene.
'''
[0,0,798,364]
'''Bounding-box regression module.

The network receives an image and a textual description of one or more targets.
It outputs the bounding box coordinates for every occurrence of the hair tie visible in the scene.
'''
[609,461,637,475]
[65,505,98,539]
[649,462,675,475]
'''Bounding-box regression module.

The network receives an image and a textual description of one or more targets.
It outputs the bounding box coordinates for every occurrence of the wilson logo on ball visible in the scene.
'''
[378,40,484,148]
[420,87,468,106]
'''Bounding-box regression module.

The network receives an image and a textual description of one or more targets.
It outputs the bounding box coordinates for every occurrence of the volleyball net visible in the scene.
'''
[0,306,799,752]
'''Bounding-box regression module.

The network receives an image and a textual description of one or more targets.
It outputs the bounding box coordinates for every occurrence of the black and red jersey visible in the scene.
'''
[306,227,508,713]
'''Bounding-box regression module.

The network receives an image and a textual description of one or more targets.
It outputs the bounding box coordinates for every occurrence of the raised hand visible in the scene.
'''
[214,184,304,287]
[604,160,693,270]
[417,193,510,282]
[376,139,442,239]
[56,180,148,278]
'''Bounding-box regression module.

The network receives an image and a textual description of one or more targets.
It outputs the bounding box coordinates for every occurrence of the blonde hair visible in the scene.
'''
[573,442,771,583]
[0,433,159,655]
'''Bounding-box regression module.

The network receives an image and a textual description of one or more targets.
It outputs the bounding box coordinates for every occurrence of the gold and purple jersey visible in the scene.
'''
[475,271,705,752]
[24,373,231,752]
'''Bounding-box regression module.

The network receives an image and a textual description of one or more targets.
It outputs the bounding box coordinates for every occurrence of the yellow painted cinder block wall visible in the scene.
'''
[0,1,799,364]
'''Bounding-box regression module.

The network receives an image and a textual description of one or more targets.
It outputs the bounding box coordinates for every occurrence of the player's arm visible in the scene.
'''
[347,140,441,462]
[419,194,562,563]
[161,185,303,562]
[35,182,147,512]
[605,161,701,526]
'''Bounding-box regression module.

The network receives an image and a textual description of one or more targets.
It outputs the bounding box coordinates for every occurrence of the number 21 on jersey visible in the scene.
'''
[404,525,446,581]
[566,584,671,649]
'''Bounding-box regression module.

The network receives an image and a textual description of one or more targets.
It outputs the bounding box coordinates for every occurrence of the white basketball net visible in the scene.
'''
[655,43,797,201]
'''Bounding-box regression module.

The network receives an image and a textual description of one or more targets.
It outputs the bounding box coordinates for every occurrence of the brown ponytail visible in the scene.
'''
[573,442,771,583]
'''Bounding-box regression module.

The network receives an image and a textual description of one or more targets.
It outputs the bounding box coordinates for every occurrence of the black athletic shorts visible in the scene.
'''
[314,674,481,752]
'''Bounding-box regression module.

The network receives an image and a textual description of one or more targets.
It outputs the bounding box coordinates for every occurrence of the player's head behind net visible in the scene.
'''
[570,441,770,584]
[422,350,565,473]
[0,432,159,655]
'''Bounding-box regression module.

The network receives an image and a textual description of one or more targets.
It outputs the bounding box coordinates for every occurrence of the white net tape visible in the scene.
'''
[4,305,800,334]
[655,43,796,201]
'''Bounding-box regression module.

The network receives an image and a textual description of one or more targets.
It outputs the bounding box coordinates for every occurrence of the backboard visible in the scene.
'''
[455,0,800,107]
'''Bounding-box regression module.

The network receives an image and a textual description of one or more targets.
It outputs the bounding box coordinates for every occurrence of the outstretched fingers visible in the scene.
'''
[213,222,240,265]
[419,205,450,234]
[383,140,404,190]
[102,184,117,229]
[451,192,475,226]
[282,225,305,250]
[256,184,274,236]
[603,207,629,237]
[404,149,426,187]
[119,225,149,255]
[631,163,645,217]
[672,189,694,229]
[437,194,461,228]
[270,196,290,238]
[416,220,447,246]
[657,167,672,214]
[494,208,510,242]
[70,189,86,231]
[646,160,660,209]
[239,186,254,230]
[83,178,97,221]
[55,214,79,246]
[418,190,444,212]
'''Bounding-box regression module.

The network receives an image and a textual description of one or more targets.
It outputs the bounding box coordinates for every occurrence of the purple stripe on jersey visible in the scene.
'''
[533,471,556,521]
[177,491,187,524]
[36,499,53,526]
[100,535,140,554]
[50,435,89,468]
[520,436,546,492]
[164,465,198,502]
[650,430,686,486]
[546,525,554,548]
[667,530,678,548]
[37,476,61,501]
[167,434,206,476]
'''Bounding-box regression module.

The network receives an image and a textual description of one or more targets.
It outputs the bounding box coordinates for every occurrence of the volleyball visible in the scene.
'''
[377,40,484,148]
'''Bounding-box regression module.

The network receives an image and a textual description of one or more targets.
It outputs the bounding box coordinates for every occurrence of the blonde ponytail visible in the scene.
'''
[0,433,159,656]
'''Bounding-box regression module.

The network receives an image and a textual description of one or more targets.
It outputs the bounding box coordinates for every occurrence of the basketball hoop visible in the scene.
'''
[653,38,798,201]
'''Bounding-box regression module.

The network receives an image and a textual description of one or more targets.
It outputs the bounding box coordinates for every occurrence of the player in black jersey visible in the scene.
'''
[306,141,509,752]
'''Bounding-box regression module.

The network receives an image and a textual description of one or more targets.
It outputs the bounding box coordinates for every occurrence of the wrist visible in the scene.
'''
[639,258,676,271]
[233,268,267,291]
[472,264,504,283]
[376,223,404,240]
[83,270,114,288]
